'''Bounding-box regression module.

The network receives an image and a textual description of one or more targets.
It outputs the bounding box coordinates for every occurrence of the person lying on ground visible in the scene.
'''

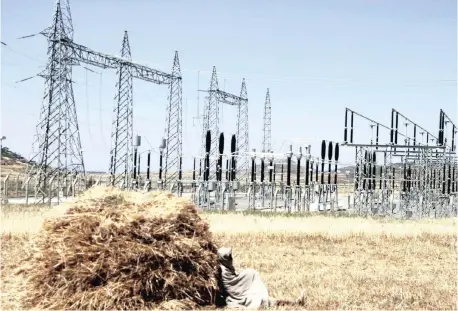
[216,247,305,309]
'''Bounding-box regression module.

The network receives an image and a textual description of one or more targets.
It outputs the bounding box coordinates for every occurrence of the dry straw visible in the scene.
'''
[18,186,219,310]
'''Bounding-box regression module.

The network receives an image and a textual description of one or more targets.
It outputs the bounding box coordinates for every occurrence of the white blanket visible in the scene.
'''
[218,247,271,309]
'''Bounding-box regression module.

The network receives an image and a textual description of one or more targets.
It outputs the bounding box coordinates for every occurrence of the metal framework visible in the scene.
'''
[26,0,182,198]
[109,31,133,187]
[27,1,85,201]
[236,79,249,182]
[342,107,457,219]
[163,52,183,186]
[262,88,272,153]
[200,66,249,182]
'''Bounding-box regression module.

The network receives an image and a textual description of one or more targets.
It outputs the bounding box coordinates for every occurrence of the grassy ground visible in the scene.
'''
[1,202,457,310]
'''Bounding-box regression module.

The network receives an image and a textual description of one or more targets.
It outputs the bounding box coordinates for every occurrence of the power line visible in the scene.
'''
[1,41,47,64]
[2,40,456,88]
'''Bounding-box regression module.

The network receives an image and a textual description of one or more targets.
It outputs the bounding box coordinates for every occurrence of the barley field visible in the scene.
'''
[1,198,457,310]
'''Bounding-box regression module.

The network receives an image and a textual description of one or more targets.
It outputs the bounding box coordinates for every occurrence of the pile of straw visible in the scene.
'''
[21,187,219,310]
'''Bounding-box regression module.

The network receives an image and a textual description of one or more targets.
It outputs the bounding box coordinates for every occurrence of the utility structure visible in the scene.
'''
[342,107,457,219]
[262,88,272,153]
[27,0,182,199]
[26,0,85,201]
[200,66,249,184]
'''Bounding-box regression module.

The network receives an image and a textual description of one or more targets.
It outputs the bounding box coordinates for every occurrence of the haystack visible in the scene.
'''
[21,187,219,310]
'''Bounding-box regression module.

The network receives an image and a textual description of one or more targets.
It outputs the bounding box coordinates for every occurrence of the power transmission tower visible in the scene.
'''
[200,67,248,181]
[27,0,85,200]
[163,51,183,185]
[201,67,219,179]
[236,79,249,182]
[109,31,133,187]
[262,88,271,153]
[27,0,182,198]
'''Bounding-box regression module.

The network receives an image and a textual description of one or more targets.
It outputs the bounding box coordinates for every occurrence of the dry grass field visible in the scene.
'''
[1,193,457,310]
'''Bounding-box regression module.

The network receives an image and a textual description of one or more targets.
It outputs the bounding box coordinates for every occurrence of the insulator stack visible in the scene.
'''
[447,164,451,195]
[334,143,339,185]
[133,149,138,180]
[310,160,314,183]
[368,152,372,191]
[261,159,265,183]
[159,150,163,181]
[192,158,196,181]
[402,162,407,192]
[251,157,256,183]
[384,165,388,189]
[392,168,395,189]
[442,164,446,195]
[253,156,257,182]
[217,133,224,182]
[273,163,276,182]
[146,152,151,180]
[395,112,399,144]
[372,152,376,190]
[231,134,236,181]
[363,151,368,190]
[344,109,348,143]
[286,157,291,187]
[269,159,273,183]
[305,159,310,186]
[327,141,333,185]
[452,126,456,152]
[438,110,444,146]
[376,124,379,149]
[390,110,394,144]
[350,112,354,143]
[321,140,326,184]
[413,125,417,151]
[296,157,301,186]
[225,159,229,180]
[204,130,211,182]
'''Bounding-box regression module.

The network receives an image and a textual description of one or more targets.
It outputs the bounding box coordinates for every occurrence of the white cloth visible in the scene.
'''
[217,247,271,309]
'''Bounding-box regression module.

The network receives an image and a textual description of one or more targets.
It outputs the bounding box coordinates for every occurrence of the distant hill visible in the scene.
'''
[1,147,29,166]
[1,147,30,176]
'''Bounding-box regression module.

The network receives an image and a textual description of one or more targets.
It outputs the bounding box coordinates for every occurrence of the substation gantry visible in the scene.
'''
[25,0,183,203]
[342,107,457,219]
[241,141,341,213]
[199,67,249,187]
[192,130,342,213]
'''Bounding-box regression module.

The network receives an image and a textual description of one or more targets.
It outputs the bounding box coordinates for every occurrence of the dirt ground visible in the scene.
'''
[1,204,457,310]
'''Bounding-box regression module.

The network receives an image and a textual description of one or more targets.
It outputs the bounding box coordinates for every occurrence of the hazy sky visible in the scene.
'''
[1,0,456,172]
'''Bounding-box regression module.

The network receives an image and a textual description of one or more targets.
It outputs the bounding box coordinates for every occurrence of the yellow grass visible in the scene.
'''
[1,190,457,310]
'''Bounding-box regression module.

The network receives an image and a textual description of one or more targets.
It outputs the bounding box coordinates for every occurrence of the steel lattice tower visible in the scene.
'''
[262,88,271,153]
[27,0,85,198]
[109,31,133,187]
[163,51,183,186]
[201,66,220,179]
[236,79,249,181]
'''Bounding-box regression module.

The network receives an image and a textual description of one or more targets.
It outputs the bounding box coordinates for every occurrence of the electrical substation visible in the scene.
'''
[3,0,457,220]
